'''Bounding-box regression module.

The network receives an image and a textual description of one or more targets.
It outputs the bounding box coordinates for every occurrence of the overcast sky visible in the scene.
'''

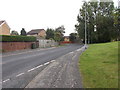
[0,0,118,36]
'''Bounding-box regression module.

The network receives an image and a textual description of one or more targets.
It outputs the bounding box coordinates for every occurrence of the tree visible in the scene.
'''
[69,33,77,42]
[54,32,62,42]
[20,28,27,36]
[11,30,19,35]
[75,0,116,43]
[54,25,65,42]
[55,25,65,34]
[45,26,65,42]
[113,7,120,40]
[46,28,55,39]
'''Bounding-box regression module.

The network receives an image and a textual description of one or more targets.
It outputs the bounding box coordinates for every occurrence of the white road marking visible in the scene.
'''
[77,49,81,51]
[28,68,36,72]
[3,79,10,83]
[28,61,51,72]
[50,60,55,62]
[16,73,24,77]
[31,65,43,70]
[36,65,43,69]
[27,64,44,72]
[44,62,50,65]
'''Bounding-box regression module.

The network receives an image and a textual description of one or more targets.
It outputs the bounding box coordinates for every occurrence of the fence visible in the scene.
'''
[38,39,58,48]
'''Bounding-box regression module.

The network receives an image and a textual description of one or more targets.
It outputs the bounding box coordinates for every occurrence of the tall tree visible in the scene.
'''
[46,28,55,39]
[54,25,65,42]
[75,0,116,43]
[69,33,77,42]
[20,28,27,36]
[55,25,65,37]
[113,7,120,40]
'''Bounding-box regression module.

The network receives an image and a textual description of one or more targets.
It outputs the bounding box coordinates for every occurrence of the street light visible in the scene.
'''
[83,0,87,48]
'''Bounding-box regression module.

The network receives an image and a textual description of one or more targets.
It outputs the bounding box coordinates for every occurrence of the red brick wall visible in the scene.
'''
[0,42,38,52]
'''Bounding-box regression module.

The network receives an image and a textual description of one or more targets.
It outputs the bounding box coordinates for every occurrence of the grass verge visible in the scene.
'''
[79,41,118,88]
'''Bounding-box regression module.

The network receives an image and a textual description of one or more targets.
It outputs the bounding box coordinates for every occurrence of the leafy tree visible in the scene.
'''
[113,7,120,40]
[20,28,27,36]
[69,33,77,42]
[46,28,55,39]
[45,26,65,42]
[11,30,19,35]
[55,25,65,34]
[54,25,65,42]
[54,32,61,42]
[75,0,117,43]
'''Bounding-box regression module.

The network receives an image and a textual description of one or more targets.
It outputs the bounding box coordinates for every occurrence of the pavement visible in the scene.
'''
[25,45,86,88]
[2,44,84,88]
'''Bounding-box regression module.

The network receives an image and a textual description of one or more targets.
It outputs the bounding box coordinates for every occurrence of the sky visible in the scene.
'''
[0,0,118,36]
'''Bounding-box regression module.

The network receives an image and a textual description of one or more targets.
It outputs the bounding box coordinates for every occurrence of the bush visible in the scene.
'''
[0,35,37,42]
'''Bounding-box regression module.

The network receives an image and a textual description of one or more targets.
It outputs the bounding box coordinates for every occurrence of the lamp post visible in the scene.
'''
[84,1,87,47]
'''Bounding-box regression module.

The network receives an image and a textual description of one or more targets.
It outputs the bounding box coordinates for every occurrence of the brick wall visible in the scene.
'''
[0,42,38,52]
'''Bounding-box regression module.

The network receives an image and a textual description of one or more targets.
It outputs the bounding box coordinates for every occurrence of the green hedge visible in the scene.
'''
[0,35,37,42]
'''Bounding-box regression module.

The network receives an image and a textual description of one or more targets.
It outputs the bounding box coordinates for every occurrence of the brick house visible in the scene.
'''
[0,20,10,35]
[27,29,46,39]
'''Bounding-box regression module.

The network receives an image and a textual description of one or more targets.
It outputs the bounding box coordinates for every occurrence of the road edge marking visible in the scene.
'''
[3,79,10,83]
[50,60,55,62]
[16,73,24,77]
[43,62,50,65]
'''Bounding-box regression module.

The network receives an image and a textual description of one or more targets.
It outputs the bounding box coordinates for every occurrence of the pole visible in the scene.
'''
[85,1,87,46]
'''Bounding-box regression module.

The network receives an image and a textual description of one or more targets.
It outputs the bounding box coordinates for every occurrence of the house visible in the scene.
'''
[27,29,46,39]
[64,36,70,41]
[0,20,10,35]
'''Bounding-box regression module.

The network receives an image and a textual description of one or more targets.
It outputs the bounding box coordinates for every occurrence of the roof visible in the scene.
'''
[27,29,45,35]
[0,20,10,29]
[0,20,5,26]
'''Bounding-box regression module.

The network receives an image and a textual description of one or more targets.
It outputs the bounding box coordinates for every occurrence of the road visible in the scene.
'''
[2,44,83,88]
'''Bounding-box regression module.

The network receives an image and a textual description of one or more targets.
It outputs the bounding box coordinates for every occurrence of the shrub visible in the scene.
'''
[0,35,37,42]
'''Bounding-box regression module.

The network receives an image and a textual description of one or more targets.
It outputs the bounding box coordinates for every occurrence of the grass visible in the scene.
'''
[79,41,119,88]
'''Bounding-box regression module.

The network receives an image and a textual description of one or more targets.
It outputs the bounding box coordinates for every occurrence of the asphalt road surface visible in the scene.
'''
[2,44,83,88]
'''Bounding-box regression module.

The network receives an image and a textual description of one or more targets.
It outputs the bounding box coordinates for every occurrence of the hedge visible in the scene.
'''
[0,35,37,42]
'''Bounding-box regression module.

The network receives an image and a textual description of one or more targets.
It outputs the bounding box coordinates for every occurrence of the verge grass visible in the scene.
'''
[79,41,119,88]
